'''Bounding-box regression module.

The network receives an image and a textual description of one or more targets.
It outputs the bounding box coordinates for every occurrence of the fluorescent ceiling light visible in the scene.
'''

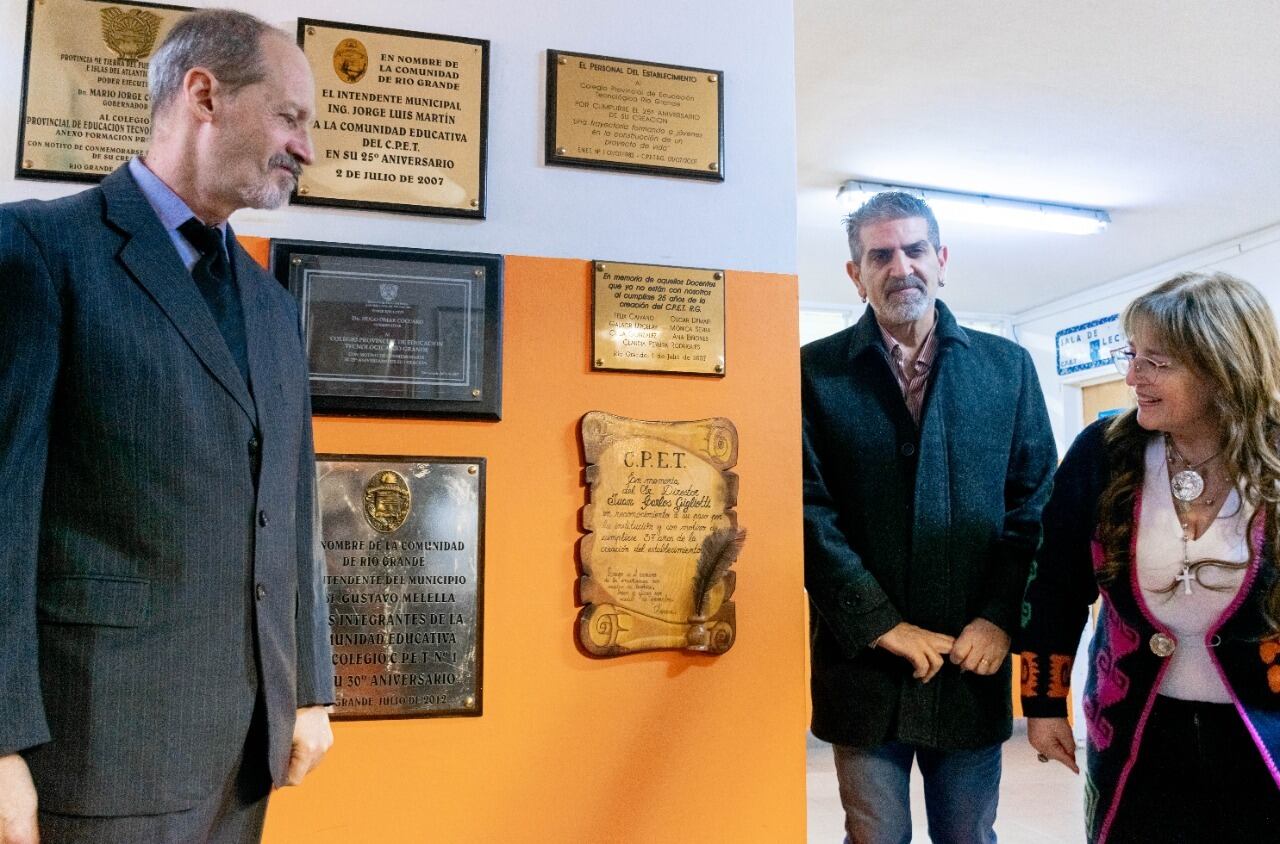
[836,180,1111,236]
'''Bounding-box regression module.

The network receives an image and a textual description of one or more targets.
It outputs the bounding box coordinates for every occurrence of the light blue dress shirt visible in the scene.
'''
[127,156,228,273]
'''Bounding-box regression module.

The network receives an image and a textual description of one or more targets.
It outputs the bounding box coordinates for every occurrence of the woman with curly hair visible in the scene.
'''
[1020,272,1280,842]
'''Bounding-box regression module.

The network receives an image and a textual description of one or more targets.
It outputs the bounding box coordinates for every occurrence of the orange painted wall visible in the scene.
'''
[241,241,807,841]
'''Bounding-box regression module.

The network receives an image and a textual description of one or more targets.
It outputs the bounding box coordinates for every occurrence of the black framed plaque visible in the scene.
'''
[271,239,502,419]
[16,0,192,182]
[318,455,484,719]
[294,19,489,218]
[546,50,724,181]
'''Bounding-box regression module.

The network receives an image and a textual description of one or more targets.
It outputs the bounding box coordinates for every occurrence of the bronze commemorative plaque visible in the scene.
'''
[592,261,726,375]
[318,455,485,718]
[578,412,744,656]
[547,50,724,180]
[296,19,489,218]
[16,0,192,182]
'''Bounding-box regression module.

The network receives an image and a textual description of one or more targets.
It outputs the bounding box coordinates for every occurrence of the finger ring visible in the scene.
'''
[1037,753,1050,763]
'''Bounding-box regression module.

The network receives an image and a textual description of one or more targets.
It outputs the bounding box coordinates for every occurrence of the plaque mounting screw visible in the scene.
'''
[556,147,567,156]
[468,465,478,475]
[708,75,717,82]
[299,186,310,195]
[465,696,476,707]
[595,358,604,367]
[558,56,566,65]
[713,272,723,281]
[709,162,719,172]
[471,389,481,397]
[596,262,606,271]
[470,199,479,208]
[23,160,33,169]
[307,26,316,35]
[473,268,483,277]
[715,363,724,373]
[291,257,302,266]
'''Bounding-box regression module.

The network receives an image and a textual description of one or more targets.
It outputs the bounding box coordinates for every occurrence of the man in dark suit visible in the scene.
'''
[0,10,333,842]
[802,192,1056,843]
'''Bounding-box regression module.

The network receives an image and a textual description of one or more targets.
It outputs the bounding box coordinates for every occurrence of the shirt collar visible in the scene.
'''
[127,156,227,245]
[877,313,938,368]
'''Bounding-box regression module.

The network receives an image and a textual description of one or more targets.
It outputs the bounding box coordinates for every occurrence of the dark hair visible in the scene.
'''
[842,191,941,263]
[149,9,281,118]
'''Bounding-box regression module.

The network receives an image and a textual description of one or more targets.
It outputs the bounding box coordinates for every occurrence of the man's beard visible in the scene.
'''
[244,154,302,210]
[874,274,934,324]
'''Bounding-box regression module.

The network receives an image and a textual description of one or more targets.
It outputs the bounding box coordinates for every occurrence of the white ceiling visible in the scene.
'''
[795,0,1280,315]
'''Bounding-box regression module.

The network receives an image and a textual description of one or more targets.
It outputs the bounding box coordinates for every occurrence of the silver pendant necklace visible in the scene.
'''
[1165,435,1220,503]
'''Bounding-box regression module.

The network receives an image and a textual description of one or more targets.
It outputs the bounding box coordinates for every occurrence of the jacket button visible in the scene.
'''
[258,510,268,527]
[247,437,260,456]
[900,443,915,457]
[256,583,266,601]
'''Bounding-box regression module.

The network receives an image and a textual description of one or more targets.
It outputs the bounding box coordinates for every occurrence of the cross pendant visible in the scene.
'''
[1175,564,1195,595]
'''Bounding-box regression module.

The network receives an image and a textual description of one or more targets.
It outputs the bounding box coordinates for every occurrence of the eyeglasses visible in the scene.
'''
[1110,346,1173,383]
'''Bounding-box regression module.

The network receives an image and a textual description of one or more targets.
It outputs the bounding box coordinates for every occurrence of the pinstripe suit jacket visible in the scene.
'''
[0,166,332,815]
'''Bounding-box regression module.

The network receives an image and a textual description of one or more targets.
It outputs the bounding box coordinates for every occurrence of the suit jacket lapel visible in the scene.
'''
[230,230,276,429]
[100,168,256,423]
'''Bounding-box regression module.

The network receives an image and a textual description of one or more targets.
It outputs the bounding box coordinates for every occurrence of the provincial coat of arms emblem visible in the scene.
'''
[379,283,399,302]
[100,7,162,61]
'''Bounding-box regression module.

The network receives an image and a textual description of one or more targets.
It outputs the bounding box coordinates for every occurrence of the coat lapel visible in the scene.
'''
[230,231,277,429]
[100,167,256,423]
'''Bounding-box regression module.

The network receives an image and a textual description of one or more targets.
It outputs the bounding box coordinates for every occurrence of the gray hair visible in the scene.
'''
[842,191,942,263]
[149,9,282,119]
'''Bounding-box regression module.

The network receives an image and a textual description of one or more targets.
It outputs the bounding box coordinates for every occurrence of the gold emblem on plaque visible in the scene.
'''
[99,7,161,60]
[363,470,411,533]
[332,38,368,84]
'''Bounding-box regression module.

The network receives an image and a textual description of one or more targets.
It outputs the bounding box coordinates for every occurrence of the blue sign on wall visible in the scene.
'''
[1055,314,1123,376]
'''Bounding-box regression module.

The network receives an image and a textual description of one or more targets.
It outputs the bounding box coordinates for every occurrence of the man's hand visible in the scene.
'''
[0,754,38,844]
[284,706,333,787]
[949,618,1010,675]
[1028,717,1079,774]
[875,622,955,683]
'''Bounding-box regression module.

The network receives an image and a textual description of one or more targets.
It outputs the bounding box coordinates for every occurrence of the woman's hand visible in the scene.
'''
[1027,717,1079,774]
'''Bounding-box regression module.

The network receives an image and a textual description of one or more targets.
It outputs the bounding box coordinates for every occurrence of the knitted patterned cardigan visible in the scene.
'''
[1020,419,1280,843]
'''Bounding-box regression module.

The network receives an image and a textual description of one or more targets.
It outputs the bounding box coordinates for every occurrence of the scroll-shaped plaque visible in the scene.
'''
[318,455,484,718]
[295,19,489,218]
[578,412,744,656]
[17,0,192,181]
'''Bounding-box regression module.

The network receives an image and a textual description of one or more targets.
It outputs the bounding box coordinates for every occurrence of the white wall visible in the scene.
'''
[1013,224,1280,455]
[0,0,797,273]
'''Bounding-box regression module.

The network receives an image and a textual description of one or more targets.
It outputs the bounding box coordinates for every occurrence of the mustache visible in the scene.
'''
[885,274,927,295]
[270,154,303,178]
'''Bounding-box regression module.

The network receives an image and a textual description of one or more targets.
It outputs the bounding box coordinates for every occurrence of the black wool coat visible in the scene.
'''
[802,302,1056,750]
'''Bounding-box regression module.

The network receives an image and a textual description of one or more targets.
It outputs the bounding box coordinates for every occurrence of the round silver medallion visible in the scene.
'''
[1149,632,1177,658]
[1170,469,1204,502]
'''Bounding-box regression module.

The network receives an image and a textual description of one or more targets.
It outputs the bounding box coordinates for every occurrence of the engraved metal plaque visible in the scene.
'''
[592,261,726,375]
[319,455,484,718]
[296,19,489,218]
[578,412,743,656]
[271,239,503,419]
[547,50,724,180]
[17,0,192,181]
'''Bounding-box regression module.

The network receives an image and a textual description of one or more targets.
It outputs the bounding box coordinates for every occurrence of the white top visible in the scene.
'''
[1136,437,1251,703]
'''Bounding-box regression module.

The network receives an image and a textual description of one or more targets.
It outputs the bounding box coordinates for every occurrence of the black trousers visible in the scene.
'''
[38,693,272,844]
[1107,695,1280,843]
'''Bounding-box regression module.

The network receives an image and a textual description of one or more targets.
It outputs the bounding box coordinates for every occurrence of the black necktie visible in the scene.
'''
[178,218,250,384]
